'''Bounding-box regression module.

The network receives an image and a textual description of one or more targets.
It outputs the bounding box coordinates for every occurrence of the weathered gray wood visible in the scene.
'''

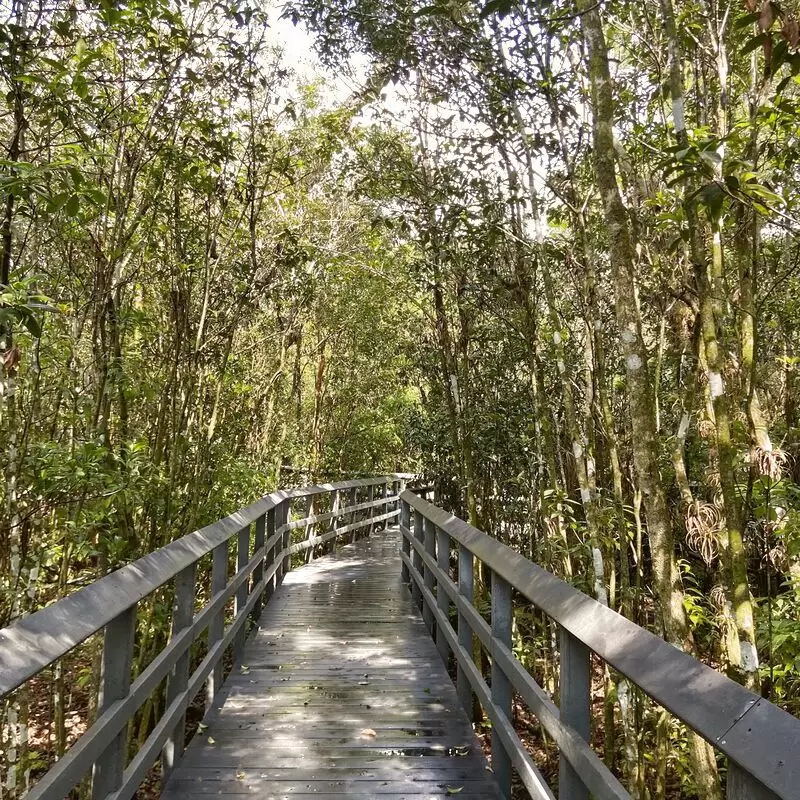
[252,512,267,617]
[162,563,197,781]
[367,483,375,538]
[436,525,451,663]
[559,628,591,800]
[279,499,291,580]
[207,542,228,707]
[400,500,410,584]
[727,762,781,800]
[412,509,424,608]
[92,605,136,799]
[330,489,341,554]
[457,543,474,719]
[491,571,513,799]
[401,490,800,800]
[233,524,251,663]
[423,518,436,635]
[162,530,500,800]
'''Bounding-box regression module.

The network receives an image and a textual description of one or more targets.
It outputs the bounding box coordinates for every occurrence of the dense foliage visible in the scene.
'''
[2,0,800,796]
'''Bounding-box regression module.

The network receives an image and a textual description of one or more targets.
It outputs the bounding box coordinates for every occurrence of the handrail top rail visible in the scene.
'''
[0,475,411,699]
[401,490,800,799]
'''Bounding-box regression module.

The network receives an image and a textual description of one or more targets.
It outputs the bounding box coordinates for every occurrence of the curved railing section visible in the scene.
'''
[399,490,799,800]
[0,475,410,800]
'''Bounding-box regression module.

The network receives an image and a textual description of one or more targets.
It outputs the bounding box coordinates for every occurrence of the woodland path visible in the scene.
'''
[161,529,501,799]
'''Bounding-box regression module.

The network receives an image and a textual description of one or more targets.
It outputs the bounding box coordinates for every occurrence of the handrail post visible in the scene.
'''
[457,543,474,719]
[423,517,436,634]
[367,483,375,537]
[491,570,513,799]
[400,497,410,585]
[233,523,251,663]
[436,525,451,663]
[92,605,136,799]
[348,487,358,543]
[207,541,228,708]
[279,499,291,580]
[412,509,424,608]
[162,563,197,781]
[727,762,780,799]
[252,512,266,619]
[559,627,591,800]
[304,495,315,561]
[264,507,276,603]
[330,489,340,554]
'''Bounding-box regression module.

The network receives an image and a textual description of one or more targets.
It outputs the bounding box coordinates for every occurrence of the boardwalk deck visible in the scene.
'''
[162,528,501,800]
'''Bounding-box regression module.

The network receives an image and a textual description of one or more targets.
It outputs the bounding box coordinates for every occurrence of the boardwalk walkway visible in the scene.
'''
[162,528,501,799]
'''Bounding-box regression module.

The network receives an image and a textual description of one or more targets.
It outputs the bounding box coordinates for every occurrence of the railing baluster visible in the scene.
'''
[412,509,424,609]
[304,495,315,561]
[400,498,410,585]
[348,487,358,543]
[727,762,780,799]
[233,523,251,664]
[279,499,291,580]
[206,542,228,708]
[559,627,591,800]
[92,605,136,799]
[423,518,436,634]
[436,525,451,663]
[367,484,375,537]
[264,507,276,603]
[457,543,474,719]
[491,570,513,799]
[330,489,340,554]
[162,562,197,781]
[252,512,266,619]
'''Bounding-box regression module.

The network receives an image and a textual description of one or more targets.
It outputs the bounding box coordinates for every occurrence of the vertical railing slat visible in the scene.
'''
[264,507,276,604]
[491,571,513,799]
[279,499,291,580]
[457,543,474,719]
[162,562,197,781]
[92,605,136,799]
[252,512,266,620]
[330,489,340,554]
[412,509,424,609]
[233,524,251,664]
[423,518,436,634]
[435,525,451,663]
[206,542,228,708]
[726,761,780,799]
[559,627,591,800]
[400,498,410,585]
[367,484,375,538]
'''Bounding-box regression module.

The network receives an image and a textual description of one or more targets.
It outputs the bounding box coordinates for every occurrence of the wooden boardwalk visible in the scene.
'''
[162,528,501,799]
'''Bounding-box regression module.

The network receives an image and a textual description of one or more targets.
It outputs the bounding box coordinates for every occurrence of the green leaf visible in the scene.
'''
[479,0,514,18]
[65,194,80,217]
[742,32,768,56]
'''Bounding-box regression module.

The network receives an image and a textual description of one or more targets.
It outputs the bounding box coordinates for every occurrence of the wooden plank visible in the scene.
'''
[162,529,501,800]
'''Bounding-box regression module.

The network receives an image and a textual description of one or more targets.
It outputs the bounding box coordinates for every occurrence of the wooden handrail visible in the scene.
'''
[0,475,407,800]
[400,490,800,800]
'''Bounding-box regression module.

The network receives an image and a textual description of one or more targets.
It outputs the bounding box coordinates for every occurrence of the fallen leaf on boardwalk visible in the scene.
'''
[446,788,463,795]
[236,771,246,781]
[360,728,377,738]
[358,680,369,685]
[207,736,215,744]
[197,723,208,732]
